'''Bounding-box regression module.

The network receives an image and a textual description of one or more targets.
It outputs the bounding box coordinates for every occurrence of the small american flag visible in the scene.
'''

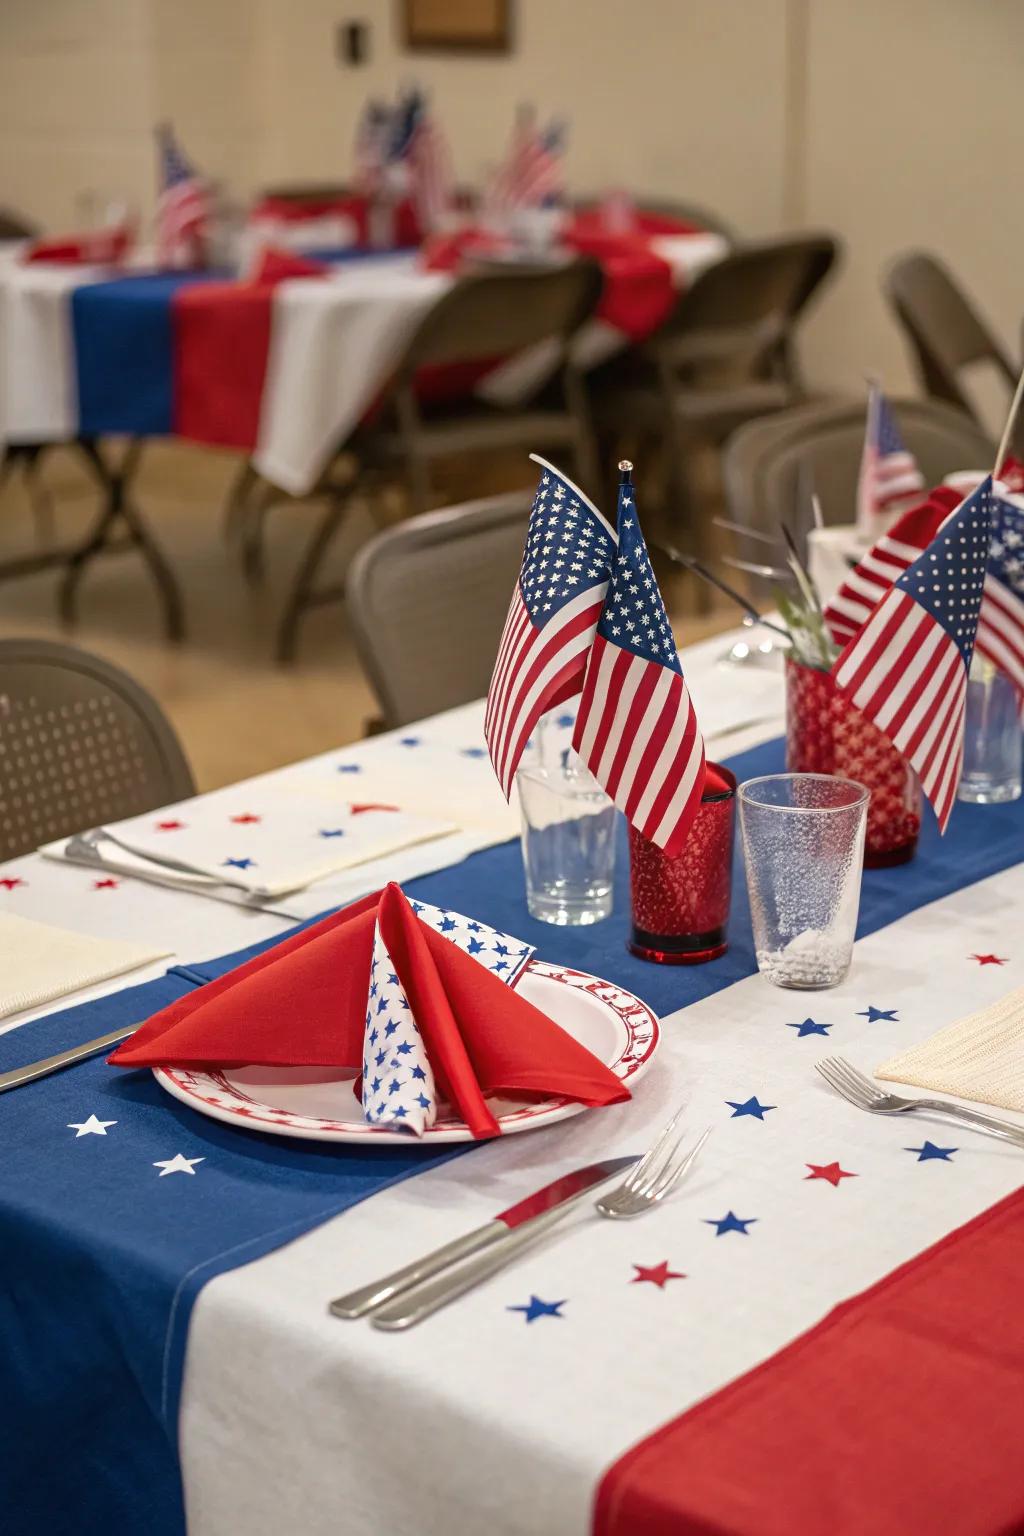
[490,108,566,213]
[856,384,926,532]
[823,495,951,648]
[833,478,993,832]
[486,458,616,798]
[155,124,207,269]
[572,469,706,855]
[976,491,1024,694]
[384,89,454,232]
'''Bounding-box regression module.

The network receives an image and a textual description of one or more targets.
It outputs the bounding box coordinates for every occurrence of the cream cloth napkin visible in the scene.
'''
[877,985,1024,1112]
[0,912,170,1020]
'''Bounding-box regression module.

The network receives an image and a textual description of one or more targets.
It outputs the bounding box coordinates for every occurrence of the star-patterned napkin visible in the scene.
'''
[50,784,455,898]
[0,912,170,1020]
[360,896,532,1134]
[877,984,1024,1114]
[110,883,630,1138]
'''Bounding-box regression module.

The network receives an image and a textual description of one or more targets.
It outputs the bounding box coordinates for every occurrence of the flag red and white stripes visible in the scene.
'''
[571,472,706,854]
[485,458,616,798]
[856,384,926,533]
[823,493,956,647]
[833,480,993,832]
[155,125,208,269]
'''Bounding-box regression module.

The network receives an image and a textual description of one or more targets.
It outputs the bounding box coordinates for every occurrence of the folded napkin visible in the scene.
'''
[23,224,133,266]
[111,883,630,1138]
[0,912,170,1021]
[248,245,330,284]
[877,985,1024,1113]
[88,786,454,898]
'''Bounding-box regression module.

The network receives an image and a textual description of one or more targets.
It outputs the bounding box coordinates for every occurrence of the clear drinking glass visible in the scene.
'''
[958,656,1022,805]
[516,758,616,925]
[739,774,870,990]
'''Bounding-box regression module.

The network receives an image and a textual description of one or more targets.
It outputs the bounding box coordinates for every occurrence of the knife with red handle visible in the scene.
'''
[329,1155,637,1319]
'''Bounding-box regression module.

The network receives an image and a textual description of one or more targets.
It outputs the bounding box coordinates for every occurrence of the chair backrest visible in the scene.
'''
[723,398,996,557]
[345,492,533,728]
[0,208,38,240]
[885,251,1016,418]
[397,260,604,372]
[0,640,195,861]
[647,234,839,370]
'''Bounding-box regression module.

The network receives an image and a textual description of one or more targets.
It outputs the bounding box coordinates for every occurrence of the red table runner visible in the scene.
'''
[596,1185,1024,1536]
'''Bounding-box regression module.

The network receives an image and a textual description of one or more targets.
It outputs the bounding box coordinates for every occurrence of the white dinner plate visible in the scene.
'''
[153,960,659,1144]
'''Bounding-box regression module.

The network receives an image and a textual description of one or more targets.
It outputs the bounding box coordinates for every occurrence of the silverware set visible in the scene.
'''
[815,1055,1024,1149]
[331,1114,710,1331]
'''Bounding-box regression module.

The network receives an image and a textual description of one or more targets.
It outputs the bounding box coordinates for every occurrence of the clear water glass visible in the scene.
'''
[958,656,1022,805]
[516,759,616,926]
[739,774,869,990]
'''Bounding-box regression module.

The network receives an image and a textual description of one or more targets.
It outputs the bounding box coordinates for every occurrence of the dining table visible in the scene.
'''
[0,214,727,639]
[2,628,1024,1536]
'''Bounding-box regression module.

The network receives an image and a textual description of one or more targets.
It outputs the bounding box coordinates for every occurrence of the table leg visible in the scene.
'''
[57,439,185,642]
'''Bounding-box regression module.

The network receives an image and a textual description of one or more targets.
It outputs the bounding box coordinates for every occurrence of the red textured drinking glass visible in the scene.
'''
[785,658,921,867]
[628,764,736,964]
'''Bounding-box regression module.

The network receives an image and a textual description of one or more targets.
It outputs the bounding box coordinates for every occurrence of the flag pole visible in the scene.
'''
[994,363,1024,479]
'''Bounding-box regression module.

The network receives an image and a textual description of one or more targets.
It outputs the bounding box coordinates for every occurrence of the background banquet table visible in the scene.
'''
[0,223,727,498]
[2,631,1024,1536]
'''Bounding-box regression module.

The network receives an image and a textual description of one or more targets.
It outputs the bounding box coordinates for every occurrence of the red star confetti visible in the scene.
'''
[0,877,25,890]
[970,954,1008,966]
[805,1162,857,1187]
[230,813,261,825]
[350,803,400,814]
[155,819,185,831]
[93,879,119,890]
[631,1261,686,1288]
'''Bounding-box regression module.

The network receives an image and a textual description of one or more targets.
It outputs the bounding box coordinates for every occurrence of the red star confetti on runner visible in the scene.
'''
[631,1261,686,1288]
[0,877,25,890]
[155,819,185,831]
[93,879,119,890]
[350,803,400,814]
[805,1162,857,1186]
[230,813,261,825]
[970,954,1008,966]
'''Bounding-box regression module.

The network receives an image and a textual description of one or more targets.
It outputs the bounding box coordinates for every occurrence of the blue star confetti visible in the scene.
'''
[336,763,362,774]
[507,1296,565,1323]
[398,737,421,747]
[787,1018,832,1038]
[858,1006,899,1023]
[705,1211,757,1236]
[555,712,576,729]
[726,1096,776,1120]
[460,746,488,759]
[318,829,345,839]
[222,857,256,871]
[905,1141,957,1162]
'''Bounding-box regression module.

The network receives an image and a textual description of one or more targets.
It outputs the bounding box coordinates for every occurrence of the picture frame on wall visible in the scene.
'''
[401,0,512,54]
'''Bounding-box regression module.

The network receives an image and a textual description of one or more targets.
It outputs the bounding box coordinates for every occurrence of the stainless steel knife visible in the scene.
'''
[329,1155,638,1320]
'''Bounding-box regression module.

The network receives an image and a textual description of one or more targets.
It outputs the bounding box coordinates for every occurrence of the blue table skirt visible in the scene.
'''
[3,738,1023,1534]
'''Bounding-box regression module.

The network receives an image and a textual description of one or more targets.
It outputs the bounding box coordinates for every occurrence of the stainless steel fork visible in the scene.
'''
[815,1055,1024,1149]
[370,1119,711,1331]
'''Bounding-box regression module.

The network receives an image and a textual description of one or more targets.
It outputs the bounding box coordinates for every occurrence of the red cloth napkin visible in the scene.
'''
[248,245,330,284]
[23,224,133,266]
[110,883,630,1139]
[418,227,507,272]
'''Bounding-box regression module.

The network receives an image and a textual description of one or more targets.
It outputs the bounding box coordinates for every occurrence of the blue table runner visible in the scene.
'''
[3,738,1024,1534]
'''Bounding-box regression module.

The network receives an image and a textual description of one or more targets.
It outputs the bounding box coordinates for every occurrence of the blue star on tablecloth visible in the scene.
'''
[726,1096,776,1120]
[787,1018,832,1038]
[507,1296,565,1323]
[399,737,421,747]
[223,857,256,870]
[705,1211,757,1236]
[336,763,362,774]
[318,829,345,839]
[905,1141,958,1162]
[858,1006,899,1022]
[555,712,576,729]
[460,747,487,759]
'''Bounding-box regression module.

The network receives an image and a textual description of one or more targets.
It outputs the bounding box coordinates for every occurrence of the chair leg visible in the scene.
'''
[223,460,260,545]
[23,450,56,548]
[240,482,278,584]
[276,490,354,664]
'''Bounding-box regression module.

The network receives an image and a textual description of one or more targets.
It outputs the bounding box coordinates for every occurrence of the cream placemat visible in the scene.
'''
[0,912,171,1020]
[877,984,1024,1112]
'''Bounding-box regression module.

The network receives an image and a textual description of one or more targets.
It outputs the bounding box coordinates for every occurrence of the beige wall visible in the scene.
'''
[0,0,1020,406]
